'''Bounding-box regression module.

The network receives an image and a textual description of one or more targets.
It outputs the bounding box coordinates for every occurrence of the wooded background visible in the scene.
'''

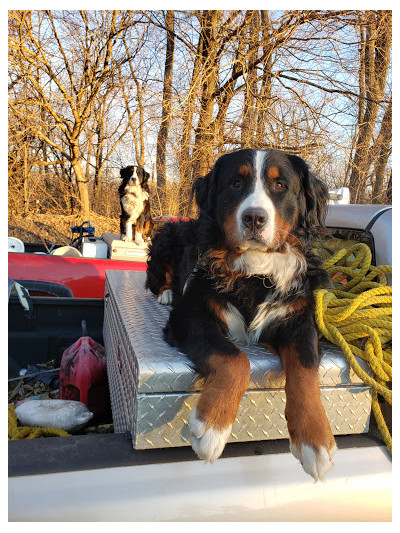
[8,10,392,224]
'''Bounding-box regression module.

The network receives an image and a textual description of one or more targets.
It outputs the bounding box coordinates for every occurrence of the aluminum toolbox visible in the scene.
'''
[101,233,148,262]
[104,270,373,450]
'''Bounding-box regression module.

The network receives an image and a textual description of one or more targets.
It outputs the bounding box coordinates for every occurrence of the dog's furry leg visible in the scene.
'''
[135,231,144,246]
[123,221,133,242]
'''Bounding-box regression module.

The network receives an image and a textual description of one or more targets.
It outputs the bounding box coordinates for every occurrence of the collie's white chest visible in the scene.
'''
[121,186,149,221]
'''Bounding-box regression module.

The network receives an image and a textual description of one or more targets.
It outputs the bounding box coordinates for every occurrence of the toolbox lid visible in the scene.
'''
[102,233,148,262]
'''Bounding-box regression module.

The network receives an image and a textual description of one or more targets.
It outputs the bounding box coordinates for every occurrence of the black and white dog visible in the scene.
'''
[146,149,336,481]
[119,165,153,245]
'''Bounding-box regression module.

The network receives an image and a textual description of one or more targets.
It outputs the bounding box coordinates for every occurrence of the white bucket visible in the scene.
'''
[51,246,82,258]
[8,237,25,253]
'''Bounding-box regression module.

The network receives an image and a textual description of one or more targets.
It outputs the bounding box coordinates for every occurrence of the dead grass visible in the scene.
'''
[8,212,120,245]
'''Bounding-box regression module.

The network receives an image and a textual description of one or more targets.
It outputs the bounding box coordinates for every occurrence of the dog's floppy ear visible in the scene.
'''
[141,168,150,183]
[288,154,329,230]
[191,161,220,220]
[120,166,133,180]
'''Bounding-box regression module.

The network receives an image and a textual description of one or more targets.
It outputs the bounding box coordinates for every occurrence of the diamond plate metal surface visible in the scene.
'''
[134,387,372,449]
[104,270,373,448]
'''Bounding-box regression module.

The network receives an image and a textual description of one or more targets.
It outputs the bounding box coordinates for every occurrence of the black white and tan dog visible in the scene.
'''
[119,165,153,245]
[146,148,336,481]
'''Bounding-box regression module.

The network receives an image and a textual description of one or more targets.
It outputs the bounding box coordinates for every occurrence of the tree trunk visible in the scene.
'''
[179,35,203,193]
[256,10,273,147]
[71,145,90,220]
[348,11,391,203]
[385,171,392,204]
[93,118,104,209]
[156,10,175,206]
[371,95,392,203]
[192,10,220,180]
[241,11,260,148]
[134,76,145,168]
[23,141,29,216]
[75,170,90,220]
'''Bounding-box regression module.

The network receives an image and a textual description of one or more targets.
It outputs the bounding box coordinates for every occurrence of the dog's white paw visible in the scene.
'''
[157,289,173,305]
[134,232,144,246]
[121,235,132,242]
[290,440,337,482]
[189,408,231,463]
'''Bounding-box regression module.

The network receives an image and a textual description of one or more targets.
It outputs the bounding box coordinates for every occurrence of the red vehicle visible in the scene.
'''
[8,251,146,299]
[8,220,151,298]
[8,218,192,298]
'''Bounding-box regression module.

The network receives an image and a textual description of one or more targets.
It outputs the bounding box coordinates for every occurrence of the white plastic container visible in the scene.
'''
[81,237,108,259]
[8,237,25,253]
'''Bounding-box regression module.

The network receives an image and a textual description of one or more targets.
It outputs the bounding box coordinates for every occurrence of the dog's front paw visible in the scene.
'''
[121,234,132,242]
[157,289,173,305]
[189,408,231,463]
[135,237,145,246]
[290,439,337,482]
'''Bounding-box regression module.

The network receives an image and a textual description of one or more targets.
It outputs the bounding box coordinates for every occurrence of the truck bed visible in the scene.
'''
[9,434,391,521]
[8,293,391,521]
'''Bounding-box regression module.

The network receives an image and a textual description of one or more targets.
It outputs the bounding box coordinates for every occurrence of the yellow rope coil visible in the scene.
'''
[8,404,70,440]
[314,243,392,453]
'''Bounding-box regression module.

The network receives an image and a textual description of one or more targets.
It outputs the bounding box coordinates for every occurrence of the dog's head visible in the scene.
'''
[120,165,150,187]
[193,148,328,256]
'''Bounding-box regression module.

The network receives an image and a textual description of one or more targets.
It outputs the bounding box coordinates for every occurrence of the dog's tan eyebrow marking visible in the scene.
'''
[267,166,280,179]
[238,164,251,177]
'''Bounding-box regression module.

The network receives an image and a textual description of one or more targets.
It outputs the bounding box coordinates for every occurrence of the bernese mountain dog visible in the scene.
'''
[146,148,337,481]
[119,165,153,245]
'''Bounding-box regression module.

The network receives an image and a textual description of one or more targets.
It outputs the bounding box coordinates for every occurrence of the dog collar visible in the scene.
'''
[182,264,200,294]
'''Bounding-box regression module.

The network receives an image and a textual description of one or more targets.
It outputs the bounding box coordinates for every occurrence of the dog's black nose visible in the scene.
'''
[241,208,268,231]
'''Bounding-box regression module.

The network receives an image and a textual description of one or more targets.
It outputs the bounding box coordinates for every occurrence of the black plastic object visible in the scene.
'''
[15,279,74,298]
[8,296,104,379]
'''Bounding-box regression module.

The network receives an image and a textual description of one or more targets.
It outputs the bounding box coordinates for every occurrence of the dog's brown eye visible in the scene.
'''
[232,179,242,189]
[274,180,286,190]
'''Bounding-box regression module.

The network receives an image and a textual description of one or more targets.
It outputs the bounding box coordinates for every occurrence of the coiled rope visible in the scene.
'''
[8,404,70,440]
[314,243,392,453]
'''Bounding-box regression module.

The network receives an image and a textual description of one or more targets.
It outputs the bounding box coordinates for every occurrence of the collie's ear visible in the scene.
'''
[120,166,133,180]
[191,161,219,219]
[288,154,329,229]
[141,168,150,183]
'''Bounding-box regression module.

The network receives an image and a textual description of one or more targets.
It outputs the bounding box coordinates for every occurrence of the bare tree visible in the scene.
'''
[371,95,392,203]
[90,83,130,209]
[9,10,137,218]
[8,8,392,228]
[348,11,391,203]
[241,11,261,148]
[156,10,175,201]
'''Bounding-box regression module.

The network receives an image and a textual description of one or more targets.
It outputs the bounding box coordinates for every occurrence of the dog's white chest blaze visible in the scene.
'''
[121,185,149,222]
[223,247,307,344]
[223,300,290,345]
[231,245,307,293]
